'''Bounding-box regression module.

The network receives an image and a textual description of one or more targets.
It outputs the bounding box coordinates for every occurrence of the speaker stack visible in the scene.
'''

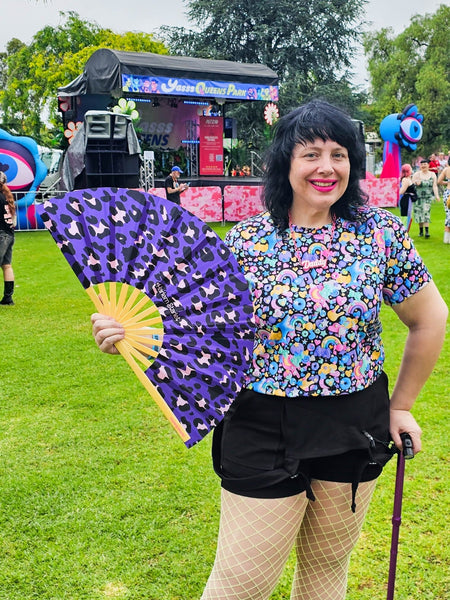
[83,111,140,188]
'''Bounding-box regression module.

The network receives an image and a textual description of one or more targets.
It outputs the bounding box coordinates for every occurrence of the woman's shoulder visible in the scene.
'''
[351,206,403,232]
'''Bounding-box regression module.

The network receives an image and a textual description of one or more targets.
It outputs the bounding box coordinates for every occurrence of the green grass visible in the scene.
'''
[0,203,448,599]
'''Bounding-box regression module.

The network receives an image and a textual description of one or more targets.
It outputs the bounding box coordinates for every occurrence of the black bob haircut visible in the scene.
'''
[262,100,368,234]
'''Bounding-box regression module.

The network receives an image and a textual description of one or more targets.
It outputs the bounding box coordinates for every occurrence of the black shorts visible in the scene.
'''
[212,373,395,503]
[0,231,14,266]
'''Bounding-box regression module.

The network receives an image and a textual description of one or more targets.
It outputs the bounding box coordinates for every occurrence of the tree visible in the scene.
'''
[0,11,168,145]
[162,0,366,93]
[363,5,450,154]
[160,0,369,156]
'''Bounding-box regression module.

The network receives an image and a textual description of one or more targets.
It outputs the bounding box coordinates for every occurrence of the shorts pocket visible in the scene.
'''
[220,389,283,472]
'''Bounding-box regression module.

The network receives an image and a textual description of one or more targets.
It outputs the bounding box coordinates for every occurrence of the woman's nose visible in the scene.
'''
[317,155,334,173]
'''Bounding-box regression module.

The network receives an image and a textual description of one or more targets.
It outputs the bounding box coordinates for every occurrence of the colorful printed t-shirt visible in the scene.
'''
[225,208,431,397]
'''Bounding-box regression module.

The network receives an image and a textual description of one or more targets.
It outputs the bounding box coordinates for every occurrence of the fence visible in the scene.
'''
[13,177,399,231]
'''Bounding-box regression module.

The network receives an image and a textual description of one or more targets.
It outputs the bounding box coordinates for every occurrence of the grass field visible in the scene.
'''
[0,203,448,599]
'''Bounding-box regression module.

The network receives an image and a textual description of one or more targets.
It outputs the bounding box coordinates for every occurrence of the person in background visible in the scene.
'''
[437,151,448,198]
[412,159,440,238]
[437,157,450,244]
[164,166,189,205]
[399,163,416,226]
[428,153,440,177]
[90,101,448,600]
[437,152,447,172]
[0,171,16,306]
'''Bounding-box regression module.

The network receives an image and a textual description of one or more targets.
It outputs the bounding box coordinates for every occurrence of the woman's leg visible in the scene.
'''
[201,489,309,600]
[0,264,14,305]
[2,264,14,281]
[290,479,377,600]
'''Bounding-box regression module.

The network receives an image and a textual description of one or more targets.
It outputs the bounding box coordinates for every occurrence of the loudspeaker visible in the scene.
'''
[85,112,111,139]
[85,112,129,151]
[84,152,140,188]
[82,112,139,187]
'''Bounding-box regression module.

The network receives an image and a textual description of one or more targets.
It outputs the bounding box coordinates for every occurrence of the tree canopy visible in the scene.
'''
[159,0,369,153]
[161,0,367,106]
[0,11,167,145]
[363,4,450,153]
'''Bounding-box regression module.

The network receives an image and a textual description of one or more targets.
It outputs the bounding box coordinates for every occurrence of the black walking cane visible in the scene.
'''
[386,432,414,600]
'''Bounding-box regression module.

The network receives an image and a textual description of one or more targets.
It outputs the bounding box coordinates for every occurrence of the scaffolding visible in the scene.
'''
[184,120,199,177]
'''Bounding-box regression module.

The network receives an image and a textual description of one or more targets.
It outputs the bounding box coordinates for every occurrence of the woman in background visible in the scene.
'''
[412,159,440,238]
[399,163,416,227]
[0,171,16,305]
[437,157,450,244]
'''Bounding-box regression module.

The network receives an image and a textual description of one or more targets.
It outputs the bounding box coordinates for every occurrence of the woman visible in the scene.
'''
[0,172,16,305]
[91,101,448,600]
[399,163,416,226]
[412,159,440,238]
[437,157,450,243]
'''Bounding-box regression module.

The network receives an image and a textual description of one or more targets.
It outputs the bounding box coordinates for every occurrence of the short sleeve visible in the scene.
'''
[381,214,431,305]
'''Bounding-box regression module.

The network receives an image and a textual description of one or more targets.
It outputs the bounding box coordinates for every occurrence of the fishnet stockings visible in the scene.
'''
[201,490,308,599]
[201,480,376,600]
[291,479,376,599]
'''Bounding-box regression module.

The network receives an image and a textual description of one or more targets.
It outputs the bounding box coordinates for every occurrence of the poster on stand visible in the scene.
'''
[199,116,223,176]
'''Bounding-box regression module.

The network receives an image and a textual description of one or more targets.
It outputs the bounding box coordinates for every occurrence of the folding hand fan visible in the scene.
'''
[37,188,255,448]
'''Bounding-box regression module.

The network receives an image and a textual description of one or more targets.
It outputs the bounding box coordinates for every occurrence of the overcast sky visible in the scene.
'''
[1,0,447,86]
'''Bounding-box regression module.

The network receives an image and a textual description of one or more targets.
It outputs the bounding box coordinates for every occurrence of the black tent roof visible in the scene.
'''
[58,48,278,97]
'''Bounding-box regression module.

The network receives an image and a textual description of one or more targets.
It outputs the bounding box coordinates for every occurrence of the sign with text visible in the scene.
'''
[122,74,278,102]
[199,116,224,176]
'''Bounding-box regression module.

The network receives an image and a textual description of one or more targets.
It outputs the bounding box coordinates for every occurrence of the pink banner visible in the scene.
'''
[361,177,399,208]
[199,116,224,176]
[148,186,223,222]
[223,186,264,221]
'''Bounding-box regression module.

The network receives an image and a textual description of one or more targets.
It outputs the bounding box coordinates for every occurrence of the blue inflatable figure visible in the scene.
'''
[379,104,424,179]
[0,128,47,229]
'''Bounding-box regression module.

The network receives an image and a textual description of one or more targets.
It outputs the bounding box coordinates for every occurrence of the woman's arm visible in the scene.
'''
[389,281,448,453]
[432,173,440,200]
[437,167,449,186]
[399,177,412,195]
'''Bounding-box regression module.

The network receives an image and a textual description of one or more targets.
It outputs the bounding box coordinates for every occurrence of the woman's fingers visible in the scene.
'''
[91,313,125,354]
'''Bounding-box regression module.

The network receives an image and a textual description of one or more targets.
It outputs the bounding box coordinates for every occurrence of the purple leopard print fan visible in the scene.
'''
[37,188,255,448]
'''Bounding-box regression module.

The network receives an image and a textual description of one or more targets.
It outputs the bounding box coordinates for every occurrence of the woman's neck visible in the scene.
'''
[289,208,333,229]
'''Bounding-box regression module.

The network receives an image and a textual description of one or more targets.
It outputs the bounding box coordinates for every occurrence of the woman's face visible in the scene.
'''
[288,139,350,215]
[420,162,430,173]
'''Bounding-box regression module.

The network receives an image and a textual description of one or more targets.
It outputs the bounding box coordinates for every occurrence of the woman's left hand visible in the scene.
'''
[390,408,422,455]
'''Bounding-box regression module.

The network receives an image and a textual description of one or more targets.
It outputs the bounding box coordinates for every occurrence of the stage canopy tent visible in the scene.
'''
[58,48,279,102]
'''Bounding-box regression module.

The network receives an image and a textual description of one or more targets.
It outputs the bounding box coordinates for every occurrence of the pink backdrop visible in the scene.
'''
[149,186,223,222]
[360,177,398,208]
[223,186,264,221]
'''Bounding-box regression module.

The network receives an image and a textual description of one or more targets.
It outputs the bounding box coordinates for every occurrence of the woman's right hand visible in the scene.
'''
[91,313,125,354]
